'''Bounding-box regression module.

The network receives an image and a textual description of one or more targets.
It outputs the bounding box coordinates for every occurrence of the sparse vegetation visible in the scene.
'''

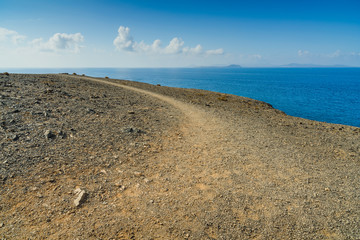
[105,76,109,79]
[217,95,228,101]
[3,72,10,76]
[73,73,77,75]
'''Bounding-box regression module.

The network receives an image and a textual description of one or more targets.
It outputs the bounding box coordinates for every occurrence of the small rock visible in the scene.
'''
[144,178,151,183]
[122,127,145,134]
[0,222,4,228]
[8,134,19,141]
[86,108,96,114]
[44,130,56,140]
[325,187,330,191]
[128,111,135,114]
[44,88,54,94]
[134,171,143,177]
[9,109,20,114]
[44,110,51,117]
[73,188,87,207]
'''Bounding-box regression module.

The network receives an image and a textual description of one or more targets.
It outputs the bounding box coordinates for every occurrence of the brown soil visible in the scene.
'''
[1,73,359,239]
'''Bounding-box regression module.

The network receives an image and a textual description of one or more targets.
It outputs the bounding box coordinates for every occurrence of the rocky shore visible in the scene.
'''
[1,73,359,239]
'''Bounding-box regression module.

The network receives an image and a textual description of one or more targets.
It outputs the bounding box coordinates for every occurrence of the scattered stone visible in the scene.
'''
[58,130,67,139]
[86,108,96,114]
[73,188,87,207]
[9,109,20,114]
[128,111,135,114]
[122,127,145,134]
[44,110,51,117]
[0,222,4,228]
[134,171,143,177]
[10,134,19,141]
[44,88,54,94]
[117,185,126,191]
[144,178,151,183]
[44,130,56,140]
[115,182,126,191]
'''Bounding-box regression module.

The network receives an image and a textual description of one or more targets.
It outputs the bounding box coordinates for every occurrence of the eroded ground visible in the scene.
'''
[1,74,359,239]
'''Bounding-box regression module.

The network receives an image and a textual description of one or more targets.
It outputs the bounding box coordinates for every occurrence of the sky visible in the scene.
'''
[0,0,360,68]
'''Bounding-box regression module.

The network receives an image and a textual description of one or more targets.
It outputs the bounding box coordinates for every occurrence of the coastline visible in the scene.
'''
[1,73,359,239]
[1,67,359,127]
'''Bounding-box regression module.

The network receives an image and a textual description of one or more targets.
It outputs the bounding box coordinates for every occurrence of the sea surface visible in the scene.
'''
[2,67,360,127]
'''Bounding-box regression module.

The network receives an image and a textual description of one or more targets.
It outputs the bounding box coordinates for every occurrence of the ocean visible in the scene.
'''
[2,67,360,127]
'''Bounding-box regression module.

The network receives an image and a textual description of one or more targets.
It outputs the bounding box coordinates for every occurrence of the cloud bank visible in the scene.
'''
[298,50,310,56]
[0,27,26,44]
[114,26,224,56]
[31,33,84,52]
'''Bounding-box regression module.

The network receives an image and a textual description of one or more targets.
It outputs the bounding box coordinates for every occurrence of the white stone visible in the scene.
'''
[73,188,87,207]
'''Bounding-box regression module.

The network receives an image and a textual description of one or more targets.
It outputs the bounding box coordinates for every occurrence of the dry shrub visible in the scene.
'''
[217,95,228,101]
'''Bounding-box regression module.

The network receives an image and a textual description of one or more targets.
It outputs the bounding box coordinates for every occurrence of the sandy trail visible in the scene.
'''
[84,77,261,236]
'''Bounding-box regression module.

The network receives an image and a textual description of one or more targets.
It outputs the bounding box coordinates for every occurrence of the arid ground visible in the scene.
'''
[1,73,359,239]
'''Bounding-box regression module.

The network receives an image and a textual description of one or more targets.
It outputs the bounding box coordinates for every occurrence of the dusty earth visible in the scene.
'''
[1,73,359,239]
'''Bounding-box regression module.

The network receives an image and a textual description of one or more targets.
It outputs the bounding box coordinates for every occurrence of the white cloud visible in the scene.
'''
[164,37,184,54]
[113,26,224,56]
[134,39,163,53]
[31,33,84,53]
[249,54,262,60]
[298,50,310,56]
[113,26,134,51]
[350,52,360,57]
[0,27,26,44]
[205,48,225,55]
[183,44,203,55]
[328,50,341,58]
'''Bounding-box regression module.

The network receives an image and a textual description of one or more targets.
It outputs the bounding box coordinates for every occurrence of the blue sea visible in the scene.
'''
[2,67,360,127]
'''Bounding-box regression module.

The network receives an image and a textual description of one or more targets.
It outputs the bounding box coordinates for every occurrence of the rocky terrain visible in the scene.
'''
[1,73,359,239]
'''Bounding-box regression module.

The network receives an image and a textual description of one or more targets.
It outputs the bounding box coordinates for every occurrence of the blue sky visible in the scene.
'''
[1,0,359,67]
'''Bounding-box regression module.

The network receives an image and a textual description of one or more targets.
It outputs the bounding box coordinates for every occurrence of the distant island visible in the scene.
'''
[196,64,242,69]
[281,63,352,68]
